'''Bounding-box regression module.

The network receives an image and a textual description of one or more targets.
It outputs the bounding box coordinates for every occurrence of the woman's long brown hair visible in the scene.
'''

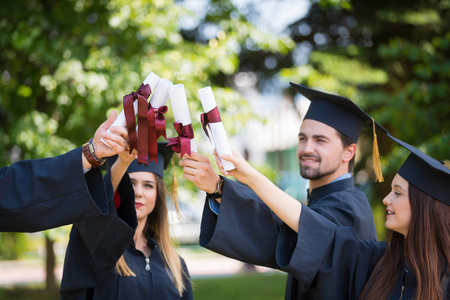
[360,183,450,300]
[115,175,188,296]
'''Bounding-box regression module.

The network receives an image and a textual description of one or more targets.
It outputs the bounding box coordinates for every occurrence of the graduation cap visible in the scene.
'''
[106,142,174,177]
[388,134,450,205]
[290,82,389,182]
[106,142,180,214]
[127,142,173,177]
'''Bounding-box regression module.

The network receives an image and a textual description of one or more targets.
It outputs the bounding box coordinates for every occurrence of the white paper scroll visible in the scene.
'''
[148,78,173,108]
[169,84,197,152]
[101,72,161,147]
[133,77,173,134]
[198,86,235,171]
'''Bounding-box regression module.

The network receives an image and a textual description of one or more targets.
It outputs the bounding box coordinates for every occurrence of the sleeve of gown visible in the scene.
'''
[59,170,137,299]
[0,147,109,232]
[276,205,385,299]
[199,177,281,269]
[181,257,194,300]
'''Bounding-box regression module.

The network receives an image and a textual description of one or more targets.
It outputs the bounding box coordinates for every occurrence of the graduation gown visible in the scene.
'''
[286,177,376,299]
[200,177,377,299]
[88,237,193,300]
[0,147,109,232]
[277,205,450,299]
[60,171,193,300]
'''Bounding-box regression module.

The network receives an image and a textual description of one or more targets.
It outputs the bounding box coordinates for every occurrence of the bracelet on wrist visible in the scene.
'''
[207,176,224,199]
[82,138,106,168]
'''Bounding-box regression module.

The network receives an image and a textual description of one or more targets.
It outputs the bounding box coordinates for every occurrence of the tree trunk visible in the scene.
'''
[241,263,257,273]
[45,234,57,291]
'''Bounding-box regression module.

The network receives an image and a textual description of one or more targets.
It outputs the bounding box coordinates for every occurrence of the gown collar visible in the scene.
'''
[130,229,157,250]
[307,177,355,204]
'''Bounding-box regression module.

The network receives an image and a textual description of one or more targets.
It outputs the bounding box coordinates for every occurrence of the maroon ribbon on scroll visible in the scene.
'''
[200,106,222,141]
[123,83,151,165]
[167,122,195,157]
[147,104,168,164]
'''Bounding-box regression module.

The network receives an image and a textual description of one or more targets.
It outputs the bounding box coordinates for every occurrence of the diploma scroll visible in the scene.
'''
[146,78,173,164]
[148,78,173,109]
[198,86,235,171]
[101,72,160,147]
[168,84,197,156]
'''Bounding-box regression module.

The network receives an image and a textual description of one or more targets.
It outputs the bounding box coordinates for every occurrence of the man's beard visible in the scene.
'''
[299,154,340,180]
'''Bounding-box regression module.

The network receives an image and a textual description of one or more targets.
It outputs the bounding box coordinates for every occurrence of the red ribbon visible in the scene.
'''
[167,122,195,157]
[200,107,222,141]
[123,83,151,165]
[147,104,168,164]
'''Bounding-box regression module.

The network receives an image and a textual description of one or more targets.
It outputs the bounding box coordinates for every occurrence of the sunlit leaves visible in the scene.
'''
[309,52,388,84]
[12,111,76,159]
[376,9,440,25]
[1,0,290,169]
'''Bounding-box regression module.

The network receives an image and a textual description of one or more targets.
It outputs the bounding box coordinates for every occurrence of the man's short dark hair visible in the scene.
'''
[337,131,356,173]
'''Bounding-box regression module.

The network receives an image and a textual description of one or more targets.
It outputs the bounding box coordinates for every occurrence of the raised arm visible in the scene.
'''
[0,112,133,232]
[105,126,137,193]
[219,150,302,233]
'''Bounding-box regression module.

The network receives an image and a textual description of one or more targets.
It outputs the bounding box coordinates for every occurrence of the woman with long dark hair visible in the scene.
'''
[212,134,449,299]
[60,142,193,299]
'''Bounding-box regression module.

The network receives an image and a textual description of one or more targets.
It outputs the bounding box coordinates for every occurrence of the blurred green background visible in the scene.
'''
[1,0,449,298]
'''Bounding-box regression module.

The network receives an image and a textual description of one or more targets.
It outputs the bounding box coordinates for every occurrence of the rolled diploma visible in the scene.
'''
[102,72,160,147]
[169,84,197,152]
[198,86,235,171]
[134,77,174,133]
[149,78,173,108]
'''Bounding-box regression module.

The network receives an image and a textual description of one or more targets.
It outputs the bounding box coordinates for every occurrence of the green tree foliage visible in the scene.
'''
[0,232,27,260]
[280,0,449,238]
[0,0,294,165]
[0,0,294,273]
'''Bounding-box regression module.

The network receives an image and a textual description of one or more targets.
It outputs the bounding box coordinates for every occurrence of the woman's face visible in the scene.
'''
[382,174,412,237]
[130,171,157,222]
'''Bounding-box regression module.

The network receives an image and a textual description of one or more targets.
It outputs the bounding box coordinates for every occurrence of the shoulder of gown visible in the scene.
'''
[276,204,385,299]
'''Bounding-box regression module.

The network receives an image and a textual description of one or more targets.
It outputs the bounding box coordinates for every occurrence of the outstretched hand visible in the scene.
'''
[92,111,130,159]
[179,152,220,194]
[111,126,137,164]
[213,149,258,186]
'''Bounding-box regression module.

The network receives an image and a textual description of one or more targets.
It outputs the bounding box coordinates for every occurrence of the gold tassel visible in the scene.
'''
[372,118,384,182]
[171,157,181,220]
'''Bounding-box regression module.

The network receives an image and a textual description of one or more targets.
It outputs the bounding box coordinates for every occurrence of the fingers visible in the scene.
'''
[183,172,198,185]
[100,132,129,157]
[109,126,128,138]
[178,157,203,172]
[101,111,118,130]
[221,153,236,164]
[107,110,118,125]
[103,131,128,149]
[214,153,224,170]
[181,151,205,161]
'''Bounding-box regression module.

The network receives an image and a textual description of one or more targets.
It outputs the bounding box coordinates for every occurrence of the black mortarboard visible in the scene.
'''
[290,83,388,142]
[290,82,389,182]
[106,142,180,214]
[106,142,174,177]
[388,134,450,205]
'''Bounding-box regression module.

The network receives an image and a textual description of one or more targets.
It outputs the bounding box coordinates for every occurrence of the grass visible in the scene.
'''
[0,272,287,300]
[193,272,287,300]
[0,286,59,300]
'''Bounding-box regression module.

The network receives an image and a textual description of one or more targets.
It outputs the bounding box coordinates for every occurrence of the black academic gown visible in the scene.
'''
[277,205,450,299]
[285,177,376,299]
[0,147,109,232]
[89,236,193,300]
[200,177,377,299]
[60,171,193,300]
